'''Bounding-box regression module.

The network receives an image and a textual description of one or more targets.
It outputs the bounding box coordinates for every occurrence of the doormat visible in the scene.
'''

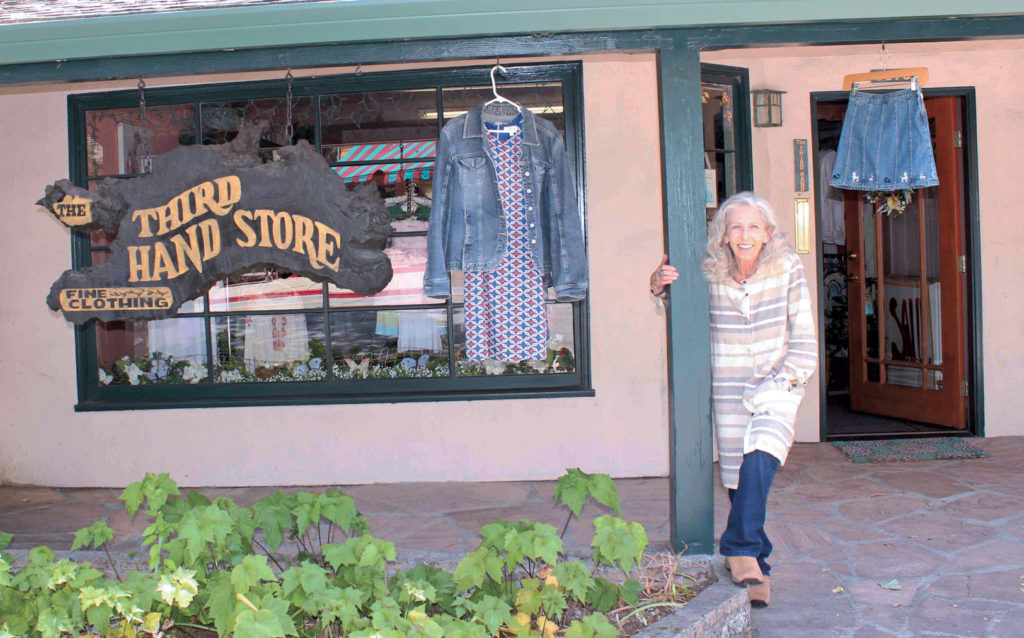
[833,437,989,463]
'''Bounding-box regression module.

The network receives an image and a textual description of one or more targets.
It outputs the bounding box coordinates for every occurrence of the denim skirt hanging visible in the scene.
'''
[829,88,938,191]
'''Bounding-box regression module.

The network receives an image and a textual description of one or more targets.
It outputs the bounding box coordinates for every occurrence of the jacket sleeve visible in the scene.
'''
[546,133,588,301]
[779,254,819,388]
[423,126,454,299]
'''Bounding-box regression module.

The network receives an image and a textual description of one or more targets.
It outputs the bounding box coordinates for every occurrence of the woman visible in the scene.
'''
[650,192,817,608]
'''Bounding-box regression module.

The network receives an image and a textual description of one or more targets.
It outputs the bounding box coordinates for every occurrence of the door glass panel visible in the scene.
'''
[214,313,325,383]
[320,90,438,160]
[861,201,880,360]
[886,364,923,388]
[881,204,923,364]
[923,188,942,366]
[867,361,880,383]
[453,303,576,376]
[96,318,208,385]
[329,309,449,379]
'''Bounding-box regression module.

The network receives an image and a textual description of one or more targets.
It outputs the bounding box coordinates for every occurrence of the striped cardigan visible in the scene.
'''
[709,251,817,489]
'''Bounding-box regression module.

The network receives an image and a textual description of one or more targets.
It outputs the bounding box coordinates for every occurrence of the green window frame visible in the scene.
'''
[68,62,592,410]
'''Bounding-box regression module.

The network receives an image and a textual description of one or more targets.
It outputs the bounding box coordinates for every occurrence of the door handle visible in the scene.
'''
[846,252,859,260]
[848,275,861,283]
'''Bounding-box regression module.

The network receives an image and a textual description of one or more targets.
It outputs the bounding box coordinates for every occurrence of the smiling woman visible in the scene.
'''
[653,191,818,609]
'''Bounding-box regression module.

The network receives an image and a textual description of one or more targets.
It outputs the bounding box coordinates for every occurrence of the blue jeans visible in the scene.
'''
[830,88,938,191]
[719,450,780,576]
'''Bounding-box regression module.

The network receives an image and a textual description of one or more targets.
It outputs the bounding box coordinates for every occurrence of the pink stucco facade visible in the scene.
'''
[0,37,1021,487]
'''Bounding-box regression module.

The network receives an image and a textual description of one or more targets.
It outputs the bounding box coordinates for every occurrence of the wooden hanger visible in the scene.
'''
[842,67,930,91]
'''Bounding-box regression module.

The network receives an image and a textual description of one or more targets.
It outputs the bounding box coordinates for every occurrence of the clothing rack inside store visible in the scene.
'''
[843,66,929,93]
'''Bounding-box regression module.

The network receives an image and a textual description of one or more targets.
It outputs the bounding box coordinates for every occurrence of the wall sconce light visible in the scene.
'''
[794,198,811,254]
[752,89,786,127]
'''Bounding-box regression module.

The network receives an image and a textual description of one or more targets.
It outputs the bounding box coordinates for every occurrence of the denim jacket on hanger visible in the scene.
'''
[423,105,588,301]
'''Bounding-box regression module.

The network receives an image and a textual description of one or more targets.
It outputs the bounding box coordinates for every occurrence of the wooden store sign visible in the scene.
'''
[38,125,393,324]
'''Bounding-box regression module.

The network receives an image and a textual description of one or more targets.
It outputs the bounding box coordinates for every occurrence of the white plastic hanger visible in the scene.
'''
[483,64,521,112]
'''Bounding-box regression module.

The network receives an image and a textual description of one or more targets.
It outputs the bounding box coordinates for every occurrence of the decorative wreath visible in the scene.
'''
[865,189,913,217]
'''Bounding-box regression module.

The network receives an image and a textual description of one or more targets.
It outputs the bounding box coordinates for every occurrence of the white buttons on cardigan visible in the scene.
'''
[526,189,532,194]
[529,223,535,228]
[525,171,530,176]
[528,206,534,211]
[531,239,537,244]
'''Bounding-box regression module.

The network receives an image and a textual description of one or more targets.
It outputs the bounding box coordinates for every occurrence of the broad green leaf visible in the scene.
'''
[71,521,115,551]
[84,601,114,634]
[538,582,568,619]
[0,557,11,587]
[582,612,619,638]
[156,567,198,608]
[565,613,618,638]
[322,541,358,569]
[252,493,293,553]
[319,489,363,532]
[205,572,242,637]
[314,586,367,631]
[478,520,514,550]
[234,609,286,638]
[399,579,438,605]
[515,579,543,616]
[553,561,595,605]
[46,559,81,589]
[28,545,56,566]
[0,531,12,550]
[586,474,622,516]
[254,592,299,637]
[591,515,648,576]
[230,555,277,594]
[120,473,180,517]
[454,547,504,591]
[185,490,212,508]
[290,492,322,537]
[407,606,446,638]
[369,597,404,631]
[35,606,74,638]
[619,578,642,606]
[554,468,589,516]
[587,578,619,613]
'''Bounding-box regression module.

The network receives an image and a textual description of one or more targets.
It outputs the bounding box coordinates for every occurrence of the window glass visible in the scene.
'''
[72,64,586,406]
[86,104,196,178]
[328,235,440,307]
[96,318,208,385]
[201,96,315,161]
[214,313,325,383]
[453,303,576,376]
[441,83,565,132]
[330,309,450,379]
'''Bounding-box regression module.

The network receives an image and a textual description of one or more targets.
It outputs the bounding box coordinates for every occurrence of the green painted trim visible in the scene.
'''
[5,16,1024,87]
[75,389,598,412]
[1,1,1021,66]
[659,40,715,555]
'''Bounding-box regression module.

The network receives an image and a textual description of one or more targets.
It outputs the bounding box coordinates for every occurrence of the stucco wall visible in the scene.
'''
[704,39,1024,440]
[0,53,674,487]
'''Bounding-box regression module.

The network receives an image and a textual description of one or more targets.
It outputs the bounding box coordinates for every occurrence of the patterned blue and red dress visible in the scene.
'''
[463,117,549,362]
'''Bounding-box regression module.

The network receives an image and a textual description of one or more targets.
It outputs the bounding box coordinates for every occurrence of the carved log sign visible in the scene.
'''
[38,125,393,324]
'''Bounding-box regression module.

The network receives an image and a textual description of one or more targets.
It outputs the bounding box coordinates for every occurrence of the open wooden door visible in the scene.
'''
[845,96,967,428]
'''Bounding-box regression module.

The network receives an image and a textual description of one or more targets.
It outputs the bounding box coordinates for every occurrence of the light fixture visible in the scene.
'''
[752,89,786,127]
[794,198,811,254]
[418,105,564,120]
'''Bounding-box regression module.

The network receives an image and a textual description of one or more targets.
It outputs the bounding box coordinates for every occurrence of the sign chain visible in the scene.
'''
[284,70,294,142]
[137,78,152,174]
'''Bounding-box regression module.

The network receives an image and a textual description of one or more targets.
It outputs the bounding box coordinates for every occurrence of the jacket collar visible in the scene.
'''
[464,105,540,146]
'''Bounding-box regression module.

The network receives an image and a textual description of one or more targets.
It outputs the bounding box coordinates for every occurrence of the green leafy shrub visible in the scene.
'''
[0,468,658,637]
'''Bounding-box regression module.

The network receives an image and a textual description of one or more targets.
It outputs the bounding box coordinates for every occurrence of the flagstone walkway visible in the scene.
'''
[2,436,1023,637]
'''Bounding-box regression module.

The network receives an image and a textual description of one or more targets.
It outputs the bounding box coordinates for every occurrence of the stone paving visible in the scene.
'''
[2,436,1023,636]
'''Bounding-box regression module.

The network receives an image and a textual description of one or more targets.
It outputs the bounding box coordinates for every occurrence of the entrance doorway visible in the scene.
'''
[813,92,977,439]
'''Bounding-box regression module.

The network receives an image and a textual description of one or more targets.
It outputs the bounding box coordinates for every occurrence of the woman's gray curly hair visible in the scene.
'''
[701,192,791,283]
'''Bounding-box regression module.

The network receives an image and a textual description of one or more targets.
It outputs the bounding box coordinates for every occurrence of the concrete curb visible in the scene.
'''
[634,556,752,638]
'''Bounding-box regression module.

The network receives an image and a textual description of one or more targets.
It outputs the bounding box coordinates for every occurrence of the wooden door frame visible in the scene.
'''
[810,87,984,439]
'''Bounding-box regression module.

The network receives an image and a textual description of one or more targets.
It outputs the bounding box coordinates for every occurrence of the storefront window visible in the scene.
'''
[69,63,588,408]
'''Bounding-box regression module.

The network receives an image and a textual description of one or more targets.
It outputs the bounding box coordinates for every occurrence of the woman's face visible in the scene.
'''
[724,204,772,263]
